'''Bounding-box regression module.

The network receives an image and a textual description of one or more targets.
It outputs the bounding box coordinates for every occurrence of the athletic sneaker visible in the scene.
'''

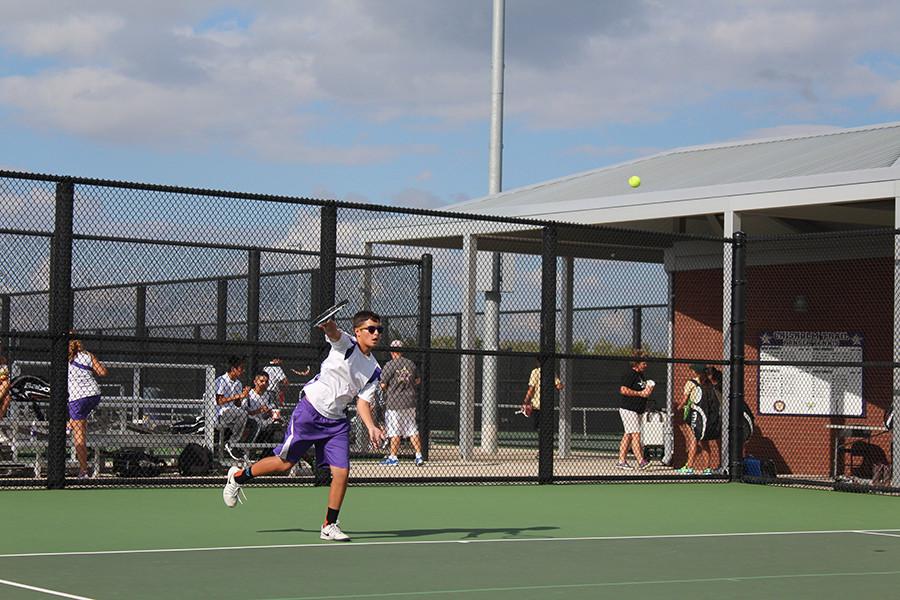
[676,466,694,474]
[379,457,399,466]
[615,461,633,470]
[637,460,650,470]
[321,521,351,541]
[702,468,713,475]
[223,466,245,508]
[414,456,425,467]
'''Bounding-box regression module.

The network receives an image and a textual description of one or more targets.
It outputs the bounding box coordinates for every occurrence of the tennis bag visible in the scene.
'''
[640,410,665,460]
[178,442,213,476]
[112,449,164,477]
[689,382,722,441]
[9,375,51,420]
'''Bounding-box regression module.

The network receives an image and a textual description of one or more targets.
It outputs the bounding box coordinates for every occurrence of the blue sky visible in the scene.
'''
[3,0,900,209]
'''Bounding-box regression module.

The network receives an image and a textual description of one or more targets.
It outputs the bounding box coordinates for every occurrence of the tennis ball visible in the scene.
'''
[628,175,641,188]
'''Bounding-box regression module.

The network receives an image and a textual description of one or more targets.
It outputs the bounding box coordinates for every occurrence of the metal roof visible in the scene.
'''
[449,121,900,216]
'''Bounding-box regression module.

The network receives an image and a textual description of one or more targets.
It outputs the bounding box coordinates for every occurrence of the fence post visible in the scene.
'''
[47,180,75,489]
[216,279,228,343]
[135,285,147,338]
[309,270,321,344]
[418,253,433,461]
[1,294,9,354]
[539,225,557,484]
[247,249,261,376]
[728,231,747,481]
[632,306,642,350]
[319,203,337,312]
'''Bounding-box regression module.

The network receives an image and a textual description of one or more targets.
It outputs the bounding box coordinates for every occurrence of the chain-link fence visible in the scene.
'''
[1,170,896,492]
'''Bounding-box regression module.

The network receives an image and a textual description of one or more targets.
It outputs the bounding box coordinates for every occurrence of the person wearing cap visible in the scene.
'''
[379,339,423,466]
[677,363,707,474]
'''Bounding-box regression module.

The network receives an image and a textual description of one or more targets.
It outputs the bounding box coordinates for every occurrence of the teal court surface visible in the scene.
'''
[1,483,899,599]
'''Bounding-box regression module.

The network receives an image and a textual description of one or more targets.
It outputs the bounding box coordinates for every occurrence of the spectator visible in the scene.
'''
[244,371,283,446]
[263,358,290,406]
[617,350,653,470]
[0,352,10,420]
[520,357,563,435]
[379,340,423,466]
[214,355,250,460]
[677,363,706,474]
[67,338,108,478]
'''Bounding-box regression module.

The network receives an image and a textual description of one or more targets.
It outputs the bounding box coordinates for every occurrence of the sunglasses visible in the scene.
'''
[357,325,384,334]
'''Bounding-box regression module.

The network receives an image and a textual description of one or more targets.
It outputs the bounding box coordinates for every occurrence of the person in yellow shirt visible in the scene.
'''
[521,359,563,431]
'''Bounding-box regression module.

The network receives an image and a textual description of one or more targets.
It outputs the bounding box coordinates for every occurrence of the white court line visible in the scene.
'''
[258,570,900,599]
[1,528,899,560]
[856,530,900,539]
[0,577,95,600]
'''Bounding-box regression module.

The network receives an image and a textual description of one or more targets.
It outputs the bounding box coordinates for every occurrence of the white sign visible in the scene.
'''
[758,331,863,417]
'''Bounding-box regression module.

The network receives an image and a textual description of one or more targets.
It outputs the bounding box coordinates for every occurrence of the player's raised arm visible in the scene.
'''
[319,318,341,342]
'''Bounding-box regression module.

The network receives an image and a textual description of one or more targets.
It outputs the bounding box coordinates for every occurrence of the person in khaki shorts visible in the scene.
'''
[379,340,423,466]
[521,358,563,432]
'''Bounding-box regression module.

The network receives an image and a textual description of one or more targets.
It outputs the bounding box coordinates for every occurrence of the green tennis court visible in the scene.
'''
[1,483,899,599]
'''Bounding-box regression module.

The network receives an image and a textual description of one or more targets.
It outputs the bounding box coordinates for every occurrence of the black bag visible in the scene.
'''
[178,443,213,476]
[689,382,722,441]
[112,449,164,477]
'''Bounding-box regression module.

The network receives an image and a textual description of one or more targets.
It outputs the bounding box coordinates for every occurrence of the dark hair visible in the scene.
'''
[630,350,648,368]
[226,355,245,371]
[254,371,269,380]
[352,310,381,329]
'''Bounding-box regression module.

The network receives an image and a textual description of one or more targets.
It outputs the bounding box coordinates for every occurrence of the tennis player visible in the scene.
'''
[223,310,385,542]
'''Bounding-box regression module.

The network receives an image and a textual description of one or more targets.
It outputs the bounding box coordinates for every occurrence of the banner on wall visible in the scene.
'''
[758,331,863,417]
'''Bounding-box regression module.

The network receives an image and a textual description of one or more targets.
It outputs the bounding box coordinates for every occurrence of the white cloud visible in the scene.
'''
[1,1,900,161]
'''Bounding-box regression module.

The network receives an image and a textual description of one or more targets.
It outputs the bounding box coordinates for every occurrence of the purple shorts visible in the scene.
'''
[68,395,101,420]
[273,397,350,469]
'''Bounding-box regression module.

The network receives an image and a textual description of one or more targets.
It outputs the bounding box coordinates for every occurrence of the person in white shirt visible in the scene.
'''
[214,356,249,459]
[67,339,108,478]
[263,358,290,406]
[244,371,283,450]
[223,310,385,542]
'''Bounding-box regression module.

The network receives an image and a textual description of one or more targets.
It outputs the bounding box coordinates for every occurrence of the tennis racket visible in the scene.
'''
[312,299,349,327]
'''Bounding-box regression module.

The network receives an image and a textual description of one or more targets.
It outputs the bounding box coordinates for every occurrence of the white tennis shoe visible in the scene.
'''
[320,521,351,541]
[223,466,245,508]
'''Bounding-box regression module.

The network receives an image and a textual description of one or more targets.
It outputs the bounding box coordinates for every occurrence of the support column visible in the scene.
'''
[135,285,147,338]
[558,256,574,458]
[48,180,74,488]
[893,197,900,487]
[722,210,742,475]
[1,294,10,354]
[363,242,373,311]
[216,279,228,343]
[538,226,558,484]
[662,259,675,466]
[247,249,261,377]
[481,252,501,454]
[418,254,433,461]
[459,235,477,460]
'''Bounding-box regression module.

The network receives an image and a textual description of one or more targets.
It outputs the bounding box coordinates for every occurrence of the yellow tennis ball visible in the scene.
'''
[628,175,641,188]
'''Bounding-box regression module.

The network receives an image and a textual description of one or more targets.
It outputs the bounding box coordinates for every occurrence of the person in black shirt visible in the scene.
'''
[616,351,654,470]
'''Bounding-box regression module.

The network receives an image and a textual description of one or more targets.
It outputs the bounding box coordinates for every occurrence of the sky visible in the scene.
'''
[3,0,900,210]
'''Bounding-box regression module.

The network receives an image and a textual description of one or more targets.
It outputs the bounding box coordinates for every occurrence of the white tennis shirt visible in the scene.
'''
[303,330,381,420]
[68,351,100,401]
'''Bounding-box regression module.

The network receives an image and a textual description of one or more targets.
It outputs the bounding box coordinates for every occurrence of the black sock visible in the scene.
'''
[325,507,340,525]
[235,465,253,484]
